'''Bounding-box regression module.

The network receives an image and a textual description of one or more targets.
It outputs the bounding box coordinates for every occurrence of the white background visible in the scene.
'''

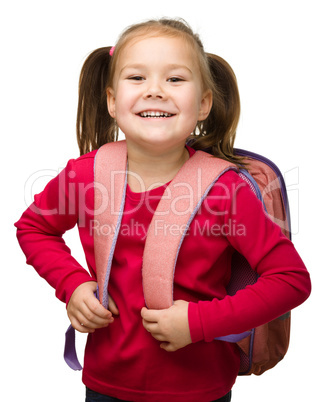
[2,0,321,400]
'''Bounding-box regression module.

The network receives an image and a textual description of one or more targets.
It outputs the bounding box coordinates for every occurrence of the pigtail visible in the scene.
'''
[191,53,244,167]
[76,46,116,156]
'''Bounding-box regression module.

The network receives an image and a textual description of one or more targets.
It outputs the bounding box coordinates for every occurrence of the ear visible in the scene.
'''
[198,89,213,121]
[106,87,116,118]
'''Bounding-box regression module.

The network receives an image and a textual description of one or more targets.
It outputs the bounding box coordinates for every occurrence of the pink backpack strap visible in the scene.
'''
[94,140,128,308]
[142,151,236,309]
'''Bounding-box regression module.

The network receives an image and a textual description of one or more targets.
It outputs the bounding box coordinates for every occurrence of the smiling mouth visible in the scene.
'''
[138,111,174,118]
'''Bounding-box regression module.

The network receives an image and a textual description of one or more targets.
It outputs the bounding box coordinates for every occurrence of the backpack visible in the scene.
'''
[64,140,291,375]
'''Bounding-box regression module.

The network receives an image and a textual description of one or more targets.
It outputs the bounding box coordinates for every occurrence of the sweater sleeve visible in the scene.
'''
[188,172,311,343]
[14,157,95,305]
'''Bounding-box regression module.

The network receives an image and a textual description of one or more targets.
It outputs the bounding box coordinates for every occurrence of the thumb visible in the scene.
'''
[86,281,98,293]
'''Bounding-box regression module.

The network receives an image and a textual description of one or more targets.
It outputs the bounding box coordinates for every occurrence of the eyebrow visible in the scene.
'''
[120,63,193,74]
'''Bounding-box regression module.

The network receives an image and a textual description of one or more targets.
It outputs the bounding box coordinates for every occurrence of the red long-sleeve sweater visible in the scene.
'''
[15,147,311,401]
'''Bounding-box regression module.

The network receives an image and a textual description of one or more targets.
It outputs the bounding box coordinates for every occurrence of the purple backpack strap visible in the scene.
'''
[64,324,82,370]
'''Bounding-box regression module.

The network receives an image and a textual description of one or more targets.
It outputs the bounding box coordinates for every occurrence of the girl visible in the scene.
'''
[15,18,311,402]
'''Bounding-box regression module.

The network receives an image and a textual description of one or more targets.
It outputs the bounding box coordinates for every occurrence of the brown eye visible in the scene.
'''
[167,77,184,83]
[128,76,144,81]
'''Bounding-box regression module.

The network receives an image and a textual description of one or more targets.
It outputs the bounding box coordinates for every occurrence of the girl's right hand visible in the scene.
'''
[67,281,119,333]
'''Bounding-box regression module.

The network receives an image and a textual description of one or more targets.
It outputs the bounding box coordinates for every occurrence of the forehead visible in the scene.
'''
[117,35,198,71]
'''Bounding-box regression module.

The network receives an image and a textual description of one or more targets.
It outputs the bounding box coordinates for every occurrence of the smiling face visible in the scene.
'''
[107,35,212,154]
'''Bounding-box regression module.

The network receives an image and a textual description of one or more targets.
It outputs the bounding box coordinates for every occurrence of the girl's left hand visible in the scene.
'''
[141,300,192,352]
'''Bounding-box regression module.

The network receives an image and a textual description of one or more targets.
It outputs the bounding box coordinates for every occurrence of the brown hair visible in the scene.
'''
[76,18,243,166]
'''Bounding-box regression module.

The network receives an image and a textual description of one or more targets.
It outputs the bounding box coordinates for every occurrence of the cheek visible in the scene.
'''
[179,85,202,112]
[180,94,203,122]
[114,87,137,115]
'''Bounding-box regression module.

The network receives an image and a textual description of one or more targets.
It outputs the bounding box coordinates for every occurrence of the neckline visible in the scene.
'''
[126,180,171,201]
[126,145,195,200]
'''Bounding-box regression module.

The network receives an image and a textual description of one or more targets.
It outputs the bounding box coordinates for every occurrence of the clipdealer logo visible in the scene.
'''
[23,165,299,235]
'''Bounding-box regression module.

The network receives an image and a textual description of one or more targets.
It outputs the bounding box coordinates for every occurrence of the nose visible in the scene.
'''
[143,79,166,100]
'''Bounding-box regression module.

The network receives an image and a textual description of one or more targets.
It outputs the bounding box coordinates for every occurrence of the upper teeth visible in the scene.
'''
[140,111,172,117]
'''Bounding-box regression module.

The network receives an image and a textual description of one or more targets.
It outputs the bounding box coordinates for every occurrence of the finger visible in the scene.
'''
[78,304,114,329]
[77,323,95,334]
[69,316,95,334]
[108,295,119,316]
[141,307,160,323]
[142,321,169,343]
[84,297,112,320]
[160,342,177,352]
[151,332,168,342]
[142,319,159,334]
[77,313,113,331]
